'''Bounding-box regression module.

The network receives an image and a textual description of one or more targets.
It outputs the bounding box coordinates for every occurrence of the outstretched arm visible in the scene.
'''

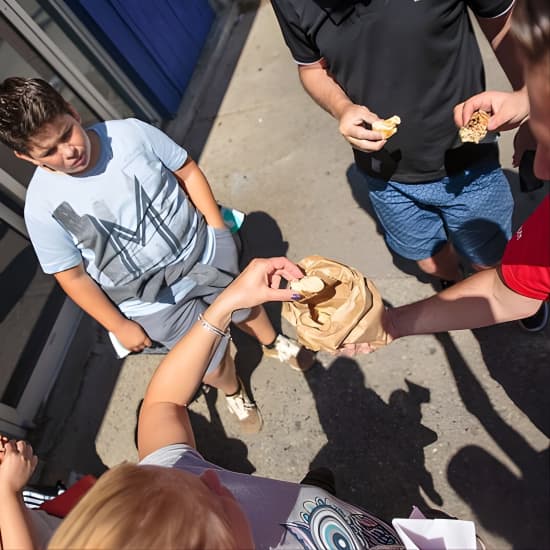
[0,440,39,550]
[386,268,542,339]
[137,257,304,459]
[340,268,541,356]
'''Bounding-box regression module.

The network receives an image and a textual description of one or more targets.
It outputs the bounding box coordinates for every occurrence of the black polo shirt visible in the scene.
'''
[271,0,513,183]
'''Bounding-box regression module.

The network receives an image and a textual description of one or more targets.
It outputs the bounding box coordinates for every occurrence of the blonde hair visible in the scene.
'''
[48,463,237,549]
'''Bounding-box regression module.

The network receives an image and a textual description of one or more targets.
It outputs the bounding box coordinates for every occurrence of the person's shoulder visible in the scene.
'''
[25,166,62,205]
[139,443,202,468]
[98,118,155,154]
[467,0,515,19]
[24,171,42,215]
[101,117,146,132]
[108,117,165,143]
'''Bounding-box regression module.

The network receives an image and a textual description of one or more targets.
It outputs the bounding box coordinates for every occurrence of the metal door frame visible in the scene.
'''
[0,1,118,435]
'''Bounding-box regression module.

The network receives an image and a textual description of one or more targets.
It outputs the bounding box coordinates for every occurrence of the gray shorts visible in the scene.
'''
[132,228,251,374]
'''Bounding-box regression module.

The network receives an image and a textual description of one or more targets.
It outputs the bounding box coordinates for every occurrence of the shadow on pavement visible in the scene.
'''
[231,210,290,400]
[305,356,442,521]
[435,333,550,549]
[473,323,550,438]
[189,389,256,474]
[31,323,119,485]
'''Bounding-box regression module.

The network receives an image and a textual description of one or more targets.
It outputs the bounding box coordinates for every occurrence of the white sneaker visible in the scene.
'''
[262,334,316,372]
[225,379,263,434]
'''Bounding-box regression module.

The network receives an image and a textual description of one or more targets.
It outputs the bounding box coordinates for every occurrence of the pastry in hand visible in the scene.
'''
[372,115,401,139]
[290,275,325,301]
[459,110,490,143]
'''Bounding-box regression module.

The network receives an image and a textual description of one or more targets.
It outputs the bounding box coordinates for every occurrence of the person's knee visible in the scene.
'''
[233,305,258,326]
[416,255,440,275]
[416,243,462,280]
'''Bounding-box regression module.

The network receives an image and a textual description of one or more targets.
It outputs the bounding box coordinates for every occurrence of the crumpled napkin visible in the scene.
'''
[392,507,477,550]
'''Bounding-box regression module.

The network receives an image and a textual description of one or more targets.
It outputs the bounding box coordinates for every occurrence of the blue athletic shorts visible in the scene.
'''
[363,160,514,266]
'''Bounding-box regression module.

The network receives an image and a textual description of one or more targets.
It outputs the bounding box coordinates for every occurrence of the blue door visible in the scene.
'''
[66,0,215,118]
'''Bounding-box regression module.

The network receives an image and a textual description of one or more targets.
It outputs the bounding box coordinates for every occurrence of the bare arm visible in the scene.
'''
[174,157,225,229]
[137,257,303,459]
[54,264,152,352]
[386,268,542,339]
[476,7,524,91]
[298,59,354,119]
[298,60,386,153]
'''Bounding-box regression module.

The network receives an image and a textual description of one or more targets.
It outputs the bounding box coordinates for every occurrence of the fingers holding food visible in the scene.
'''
[290,275,325,302]
[372,115,401,139]
[459,110,490,144]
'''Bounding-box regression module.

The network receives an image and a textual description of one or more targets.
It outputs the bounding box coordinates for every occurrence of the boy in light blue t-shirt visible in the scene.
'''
[0,77,314,433]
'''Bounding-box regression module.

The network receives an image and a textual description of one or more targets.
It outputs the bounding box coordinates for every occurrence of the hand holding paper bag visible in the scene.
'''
[282,255,389,352]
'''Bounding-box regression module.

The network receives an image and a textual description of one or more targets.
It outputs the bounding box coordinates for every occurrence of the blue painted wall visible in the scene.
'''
[67,0,215,118]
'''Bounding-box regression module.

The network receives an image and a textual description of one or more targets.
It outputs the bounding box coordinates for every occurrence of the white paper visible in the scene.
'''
[108,331,131,359]
[392,508,477,550]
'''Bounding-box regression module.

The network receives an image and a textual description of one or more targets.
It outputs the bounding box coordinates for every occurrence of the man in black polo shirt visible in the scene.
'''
[271,0,522,288]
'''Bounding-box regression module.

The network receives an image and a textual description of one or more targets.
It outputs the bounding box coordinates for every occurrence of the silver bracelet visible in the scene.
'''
[198,314,231,340]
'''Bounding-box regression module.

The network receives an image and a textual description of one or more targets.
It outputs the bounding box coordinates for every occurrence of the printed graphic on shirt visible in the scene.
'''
[283,497,400,549]
[52,174,193,302]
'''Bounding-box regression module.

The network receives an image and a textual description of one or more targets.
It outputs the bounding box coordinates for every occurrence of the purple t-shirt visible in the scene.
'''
[140,444,402,549]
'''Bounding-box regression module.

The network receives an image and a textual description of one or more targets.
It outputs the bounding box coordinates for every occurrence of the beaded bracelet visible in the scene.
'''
[198,314,231,340]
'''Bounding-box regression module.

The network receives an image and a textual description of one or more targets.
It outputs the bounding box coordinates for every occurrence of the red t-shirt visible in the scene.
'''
[501,194,550,300]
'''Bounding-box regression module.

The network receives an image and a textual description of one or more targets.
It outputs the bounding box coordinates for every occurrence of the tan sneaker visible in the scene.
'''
[225,379,263,434]
[262,334,316,372]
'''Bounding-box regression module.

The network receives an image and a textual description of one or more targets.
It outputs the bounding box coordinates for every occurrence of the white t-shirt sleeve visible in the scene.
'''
[139,443,199,467]
[25,202,82,274]
[128,118,188,171]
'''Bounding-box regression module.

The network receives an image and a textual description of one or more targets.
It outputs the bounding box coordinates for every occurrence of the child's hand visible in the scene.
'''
[113,319,153,352]
[0,440,38,495]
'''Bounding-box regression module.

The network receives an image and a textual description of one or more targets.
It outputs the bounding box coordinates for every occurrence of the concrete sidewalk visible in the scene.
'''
[36,2,549,548]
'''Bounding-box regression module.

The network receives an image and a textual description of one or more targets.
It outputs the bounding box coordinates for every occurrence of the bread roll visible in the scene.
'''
[290,276,325,300]
[372,115,401,139]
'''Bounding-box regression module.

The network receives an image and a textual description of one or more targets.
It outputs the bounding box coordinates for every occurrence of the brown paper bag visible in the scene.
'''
[282,255,388,352]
